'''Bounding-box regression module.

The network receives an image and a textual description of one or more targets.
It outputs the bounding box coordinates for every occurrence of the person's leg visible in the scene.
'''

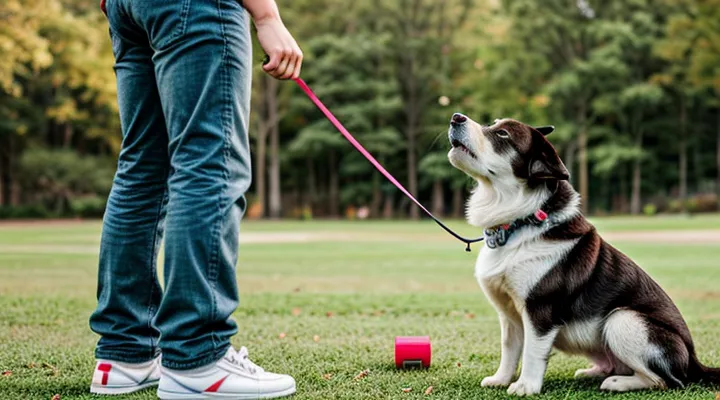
[89,0,167,365]
[138,0,252,370]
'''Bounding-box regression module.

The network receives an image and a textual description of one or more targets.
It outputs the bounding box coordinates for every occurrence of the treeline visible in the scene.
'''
[1,0,719,219]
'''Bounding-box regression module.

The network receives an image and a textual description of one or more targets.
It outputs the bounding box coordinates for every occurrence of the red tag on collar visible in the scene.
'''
[534,210,547,222]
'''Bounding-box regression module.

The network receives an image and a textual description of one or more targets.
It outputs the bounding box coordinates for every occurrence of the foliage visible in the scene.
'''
[1,0,719,218]
[17,149,114,216]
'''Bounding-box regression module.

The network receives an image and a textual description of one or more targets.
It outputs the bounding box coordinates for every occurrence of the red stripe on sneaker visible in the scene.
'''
[97,363,112,385]
[204,375,229,393]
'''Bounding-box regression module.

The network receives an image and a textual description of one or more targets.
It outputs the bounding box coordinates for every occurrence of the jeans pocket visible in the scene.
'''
[141,0,193,50]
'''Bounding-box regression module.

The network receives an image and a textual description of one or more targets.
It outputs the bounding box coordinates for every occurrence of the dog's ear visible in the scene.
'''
[528,129,569,182]
[534,125,555,136]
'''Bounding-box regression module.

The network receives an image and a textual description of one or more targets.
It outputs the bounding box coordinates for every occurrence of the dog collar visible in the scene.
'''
[484,210,548,249]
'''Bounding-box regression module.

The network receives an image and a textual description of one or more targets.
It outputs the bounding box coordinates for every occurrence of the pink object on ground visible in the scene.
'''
[394,336,431,369]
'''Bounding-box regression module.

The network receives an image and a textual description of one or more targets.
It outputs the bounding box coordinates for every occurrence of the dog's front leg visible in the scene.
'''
[482,314,523,387]
[507,312,558,396]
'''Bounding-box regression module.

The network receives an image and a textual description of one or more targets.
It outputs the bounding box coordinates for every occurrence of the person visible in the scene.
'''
[88,0,302,398]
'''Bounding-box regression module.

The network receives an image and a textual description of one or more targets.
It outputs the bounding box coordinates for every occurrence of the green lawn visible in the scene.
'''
[1,216,719,399]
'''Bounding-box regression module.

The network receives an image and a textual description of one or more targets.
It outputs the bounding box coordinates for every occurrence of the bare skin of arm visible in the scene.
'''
[243,0,303,80]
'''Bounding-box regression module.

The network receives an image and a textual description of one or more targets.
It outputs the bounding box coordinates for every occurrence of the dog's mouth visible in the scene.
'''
[451,139,477,159]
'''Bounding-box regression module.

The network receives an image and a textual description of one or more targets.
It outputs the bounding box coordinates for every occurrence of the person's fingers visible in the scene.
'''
[279,54,297,80]
[272,51,291,78]
[292,48,303,79]
[262,49,281,72]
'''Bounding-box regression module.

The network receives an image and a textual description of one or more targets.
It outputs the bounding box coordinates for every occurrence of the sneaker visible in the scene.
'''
[157,347,296,399]
[90,356,161,395]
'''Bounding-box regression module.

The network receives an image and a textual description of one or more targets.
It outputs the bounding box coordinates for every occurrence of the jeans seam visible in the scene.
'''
[205,0,232,354]
[145,181,167,359]
[179,0,191,39]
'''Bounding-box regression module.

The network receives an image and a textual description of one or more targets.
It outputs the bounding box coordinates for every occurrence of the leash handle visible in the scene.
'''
[293,78,483,251]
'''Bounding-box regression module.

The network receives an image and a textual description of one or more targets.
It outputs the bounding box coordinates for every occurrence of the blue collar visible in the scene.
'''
[484,210,549,249]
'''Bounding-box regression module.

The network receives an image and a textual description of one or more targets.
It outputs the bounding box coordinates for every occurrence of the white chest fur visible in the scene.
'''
[474,232,578,305]
[474,233,605,357]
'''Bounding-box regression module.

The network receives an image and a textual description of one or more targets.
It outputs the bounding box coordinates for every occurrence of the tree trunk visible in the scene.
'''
[63,124,73,148]
[267,78,281,219]
[431,180,444,216]
[306,157,316,210]
[678,138,687,202]
[679,97,687,202]
[564,141,577,185]
[0,142,4,206]
[403,50,421,221]
[7,135,18,206]
[370,171,381,218]
[630,130,643,215]
[619,167,629,214]
[255,129,267,217]
[577,102,589,214]
[382,195,393,219]
[328,151,339,217]
[10,180,20,206]
[452,185,463,218]
[693,132,702,194]
[716,110,720,202]
[255,76,269,218]
[602,176,611,213]
[406,117,419,220]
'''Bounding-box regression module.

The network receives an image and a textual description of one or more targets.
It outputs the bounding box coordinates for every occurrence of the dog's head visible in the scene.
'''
[447,113,568,189]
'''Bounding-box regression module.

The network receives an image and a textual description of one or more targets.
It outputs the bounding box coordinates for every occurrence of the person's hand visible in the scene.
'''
[255,17,302,80]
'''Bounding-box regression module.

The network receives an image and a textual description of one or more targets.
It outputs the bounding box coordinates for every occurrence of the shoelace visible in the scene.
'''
[226,347,263,375]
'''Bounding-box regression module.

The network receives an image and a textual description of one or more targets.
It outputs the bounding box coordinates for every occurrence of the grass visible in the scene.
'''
[0,216,719,399]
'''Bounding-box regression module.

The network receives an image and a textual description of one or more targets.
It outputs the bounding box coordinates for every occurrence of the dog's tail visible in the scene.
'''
[688,353,720,385]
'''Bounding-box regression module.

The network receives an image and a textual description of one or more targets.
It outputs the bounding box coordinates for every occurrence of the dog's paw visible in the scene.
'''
[507,380,542,396]
[481,374,512,387]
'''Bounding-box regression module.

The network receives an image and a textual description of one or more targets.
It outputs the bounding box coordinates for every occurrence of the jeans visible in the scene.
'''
[89,0,252,370]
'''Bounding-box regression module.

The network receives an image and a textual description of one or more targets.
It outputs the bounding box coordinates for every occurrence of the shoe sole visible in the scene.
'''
[90,380,159,395]
[157,386,296,399]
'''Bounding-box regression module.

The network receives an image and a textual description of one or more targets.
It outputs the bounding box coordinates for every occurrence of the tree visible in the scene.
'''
[4,0,720,219]
[656,0,720,202]
[369,0,474,219]
[285,33,402,217]
[0,0,117,207]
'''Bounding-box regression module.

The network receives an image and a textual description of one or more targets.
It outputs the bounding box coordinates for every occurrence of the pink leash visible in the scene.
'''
[293,78,484,251]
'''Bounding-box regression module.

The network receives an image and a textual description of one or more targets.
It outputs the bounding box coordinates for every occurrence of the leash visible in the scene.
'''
[293,78,484,252]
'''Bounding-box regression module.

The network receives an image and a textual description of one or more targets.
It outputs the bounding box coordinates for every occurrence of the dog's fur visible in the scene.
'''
[447,115,720,396]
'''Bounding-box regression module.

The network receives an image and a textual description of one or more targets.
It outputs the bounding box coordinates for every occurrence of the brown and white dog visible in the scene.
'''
[447,113,720,396]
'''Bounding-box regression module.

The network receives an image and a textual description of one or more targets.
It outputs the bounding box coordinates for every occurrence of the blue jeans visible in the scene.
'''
[89,0,252,370]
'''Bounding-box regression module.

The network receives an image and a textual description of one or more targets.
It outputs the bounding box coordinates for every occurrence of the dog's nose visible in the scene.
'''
[451,113,467,125]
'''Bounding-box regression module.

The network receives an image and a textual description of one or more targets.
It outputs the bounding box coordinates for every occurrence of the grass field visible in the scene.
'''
[1,215,719,399]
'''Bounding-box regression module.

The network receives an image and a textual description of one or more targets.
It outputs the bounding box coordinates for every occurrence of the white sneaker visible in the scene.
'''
[157,347,296,399]
[90,356,161,395]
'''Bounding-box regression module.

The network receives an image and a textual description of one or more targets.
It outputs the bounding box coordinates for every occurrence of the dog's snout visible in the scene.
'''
[451,113,467,125]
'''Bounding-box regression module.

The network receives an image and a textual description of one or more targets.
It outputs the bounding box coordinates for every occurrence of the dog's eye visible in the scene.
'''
[496,129,510,138]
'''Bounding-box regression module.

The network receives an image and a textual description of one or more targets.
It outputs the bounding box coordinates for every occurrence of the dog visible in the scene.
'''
[446,113,720,396]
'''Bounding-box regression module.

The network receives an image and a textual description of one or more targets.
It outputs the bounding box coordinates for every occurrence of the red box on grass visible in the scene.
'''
[394,336,431,369]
